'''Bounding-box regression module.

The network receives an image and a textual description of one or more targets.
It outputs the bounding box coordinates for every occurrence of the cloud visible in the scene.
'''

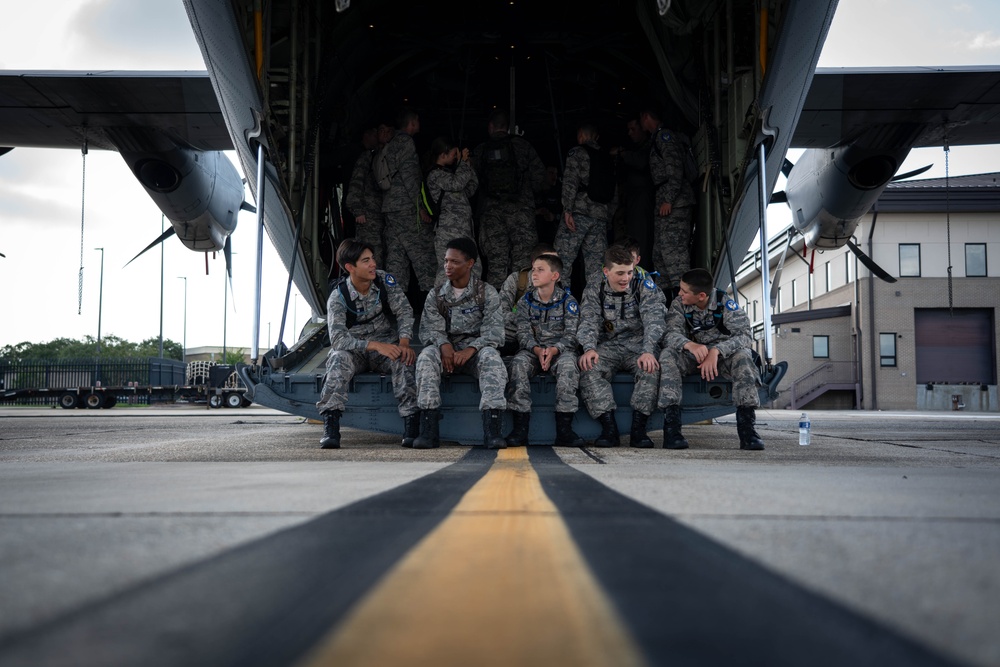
[967,31,1000,51]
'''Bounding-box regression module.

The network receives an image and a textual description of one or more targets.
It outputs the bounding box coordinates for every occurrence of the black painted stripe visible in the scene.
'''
[527,446,959,667]
[0,449,496,667]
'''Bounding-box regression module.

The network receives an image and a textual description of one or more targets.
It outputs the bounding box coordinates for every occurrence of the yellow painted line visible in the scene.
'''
[300,447,647,667]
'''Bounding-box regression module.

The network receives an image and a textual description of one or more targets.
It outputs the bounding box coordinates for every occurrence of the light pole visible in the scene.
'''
[94,247,104,357]
[177,276,187,362]
[159,214,165,358]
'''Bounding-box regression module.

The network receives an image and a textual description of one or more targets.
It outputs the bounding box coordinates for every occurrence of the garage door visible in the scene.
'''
[915,308,996,384]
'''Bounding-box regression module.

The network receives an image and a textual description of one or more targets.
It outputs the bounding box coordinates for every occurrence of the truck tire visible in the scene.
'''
[59,393,79,410]
[240,396,253,408]
[208,394,223,409]
[224,392,243,409]
[85,393,103,409]
[102,395,118,409]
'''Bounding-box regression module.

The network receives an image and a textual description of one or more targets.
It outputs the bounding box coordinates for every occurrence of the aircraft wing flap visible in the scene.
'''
[793,66,1000,148]
[0,71,231,151]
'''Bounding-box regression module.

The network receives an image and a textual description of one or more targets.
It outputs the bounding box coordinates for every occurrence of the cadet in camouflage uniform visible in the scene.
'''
[497,243,556,356]
[554,123,617,284]
[424,137,479,286]
[381,108,437,292]
[345,126,386,265]
[640,108,694,292]
[413,238,508,449]
[505,253,584,447]
[578,245,666,448]
[658,268,764,451]
[472,109,545,289]
[316,239,418,449]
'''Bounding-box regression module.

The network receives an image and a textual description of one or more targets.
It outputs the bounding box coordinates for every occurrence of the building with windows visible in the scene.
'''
[734,172,1000,412]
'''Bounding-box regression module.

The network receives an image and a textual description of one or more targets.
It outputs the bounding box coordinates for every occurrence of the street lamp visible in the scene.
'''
[177,276,187,362]
[94,247,104,357]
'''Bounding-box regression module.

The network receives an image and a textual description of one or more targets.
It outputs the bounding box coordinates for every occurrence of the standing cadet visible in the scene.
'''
[472,109,545,289]
[381,107,437,292]
[578,245,666,448]
[658,268,764,450]
[534,165,563,245]
[344,126,385,265]
[497,242,556,356]
[555,123,617,285]
[615,117,654,265]
[316,239,418,449]
[639,107,694,292]
[414,238,507,449]
[506,253,584,447]
[424,136,479,285]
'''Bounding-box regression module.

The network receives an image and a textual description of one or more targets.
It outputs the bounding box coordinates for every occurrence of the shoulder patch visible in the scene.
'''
[384,273,397,287]
[658,130,673,143]
[567,300,579,315]
[643,277,656,290]
[725,299,739,311]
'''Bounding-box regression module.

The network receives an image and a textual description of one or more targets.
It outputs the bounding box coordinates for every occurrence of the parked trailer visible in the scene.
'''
[0,358,252,409]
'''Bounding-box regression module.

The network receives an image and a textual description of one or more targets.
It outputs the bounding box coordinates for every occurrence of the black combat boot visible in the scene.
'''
[506,411,530,447]
[554,412,585,447]
[736,406,765,451]
[662,405,689,450]
[483,409,507,449]
[319,410,342,449]
[401,411,421,448]
[413,409,440,449]
[594,410,620,447]
[630,411,654,448]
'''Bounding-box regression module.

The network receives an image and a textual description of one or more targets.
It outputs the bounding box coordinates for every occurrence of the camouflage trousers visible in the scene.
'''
[553,212,608,283]
[316,348,418,416]
[657,347,760,408]
[354,212,385,267]
[383,209,437,292]
[652,204,692,291]
[506,349,580,413]
[579,343,660,418]
[434,216,480,286]
[479,199,538,289]
[416,345,507,410]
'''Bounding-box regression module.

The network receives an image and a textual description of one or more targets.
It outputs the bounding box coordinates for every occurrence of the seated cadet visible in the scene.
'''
[505,253,584,447]
[657,268,765,451]
[414,237,508,449]
[578,245,666,448]
[612,235,654,281]
[316,238,418,449]
[497,242,556,356]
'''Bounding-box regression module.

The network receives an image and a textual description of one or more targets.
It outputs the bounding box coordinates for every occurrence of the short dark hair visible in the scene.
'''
[396,106,419,130]
[681,268,715,295]
[529,243,556,263]
[578,122,598,139]
[604,245,633,268]
[488,109,509,131]
[612,235,641,257]
[446,237,478,262]
[337,238,376,269]
[533,253,563,274]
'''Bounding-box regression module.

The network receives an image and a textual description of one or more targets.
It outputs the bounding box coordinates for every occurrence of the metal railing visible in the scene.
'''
[0,357,186,406]
[785,361,858,409]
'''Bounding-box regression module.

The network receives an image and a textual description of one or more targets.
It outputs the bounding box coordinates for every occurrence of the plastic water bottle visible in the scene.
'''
[798,412,811,446]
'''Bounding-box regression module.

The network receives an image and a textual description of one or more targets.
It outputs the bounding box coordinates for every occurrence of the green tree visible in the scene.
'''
[223,348,247,365]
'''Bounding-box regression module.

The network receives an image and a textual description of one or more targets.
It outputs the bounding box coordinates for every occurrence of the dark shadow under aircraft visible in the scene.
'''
[2,0,999,440]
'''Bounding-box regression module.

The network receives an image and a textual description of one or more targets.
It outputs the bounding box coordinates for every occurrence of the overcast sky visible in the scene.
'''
[1,0,998,351]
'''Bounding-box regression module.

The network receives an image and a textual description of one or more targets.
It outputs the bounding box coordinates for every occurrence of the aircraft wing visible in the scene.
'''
[793,66,1000,149]
[0,70,231,151]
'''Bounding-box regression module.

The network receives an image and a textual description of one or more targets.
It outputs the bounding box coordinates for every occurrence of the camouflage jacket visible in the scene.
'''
[663,291,753,359]
[578,274,666,354]
[516,285,580,355]
[382,131,422,213]
[649,127,694,209]
[345,149,382,218]
[562,139,618,220]
[425,160,478,224]
[419,273,503,352]
[472,131,545,205]
[326,270,414,352]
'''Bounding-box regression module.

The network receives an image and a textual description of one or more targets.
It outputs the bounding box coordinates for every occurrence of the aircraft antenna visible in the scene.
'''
[77,139,88,315]
[944,139,954,314]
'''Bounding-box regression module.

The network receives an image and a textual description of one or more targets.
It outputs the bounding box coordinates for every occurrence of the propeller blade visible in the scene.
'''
[0,147,13,158]
[781,158,794,177]
[846,239,897,283]
[770,229,794,308]
[240,201,256,214]
[124,227,175,268]
[770,190,787,205]
[891,164,933,182]
[224,236,237,313]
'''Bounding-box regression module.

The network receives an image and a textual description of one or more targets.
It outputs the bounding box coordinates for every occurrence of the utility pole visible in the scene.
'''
[95,247,104,356]
[159,214,165,358]
[177,276,187,362]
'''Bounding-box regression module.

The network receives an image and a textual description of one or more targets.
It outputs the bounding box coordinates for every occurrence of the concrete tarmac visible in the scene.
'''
[0,406,997,665]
